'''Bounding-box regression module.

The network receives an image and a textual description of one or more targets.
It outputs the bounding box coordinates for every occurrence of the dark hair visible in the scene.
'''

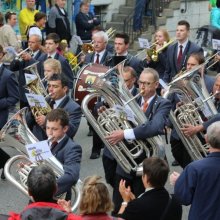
[34,12,46,22]
[115,33,130,45]
[0,44,4,53]
[5,11,16,22]
[46,108,69,127]
[46,33,60,44]
[92,26,104,32]
[0,13,4,26]
[217,0,220,8]
[177,20,190,30]
[27,164,56,202]
[80,0,91,8]
[143,157,169,188]
[188,52,205,65]
[48,73,69,88]
[123,66,137,78]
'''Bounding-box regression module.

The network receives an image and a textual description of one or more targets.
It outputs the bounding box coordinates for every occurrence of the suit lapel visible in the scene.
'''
[172,43,178,73]
[57,96,69,108]
[51,135,69,155]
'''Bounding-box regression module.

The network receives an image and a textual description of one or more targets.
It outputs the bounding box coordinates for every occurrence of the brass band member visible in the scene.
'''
[0,44,19,180]
[105,68,171,215]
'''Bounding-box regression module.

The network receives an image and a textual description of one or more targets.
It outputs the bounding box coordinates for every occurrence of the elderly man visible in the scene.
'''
[84,30,112,65]
[171,121,220,220]
[105,68,171,214]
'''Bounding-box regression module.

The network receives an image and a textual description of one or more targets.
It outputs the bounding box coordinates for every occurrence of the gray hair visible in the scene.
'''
[141,68,159,82]
[206,121,220,149]
[93,31,108,43]
[29,34,42,41]
[215,73,220,81]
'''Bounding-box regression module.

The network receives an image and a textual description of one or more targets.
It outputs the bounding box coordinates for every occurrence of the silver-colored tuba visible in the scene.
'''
[164,62,217,160]
[81,63,165,176]
[0,108,81,212]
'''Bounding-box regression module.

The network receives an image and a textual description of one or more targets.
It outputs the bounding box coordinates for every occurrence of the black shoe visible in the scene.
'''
[172,160,179,166]
[87,130,93,136]
[1,169,6,180]
[90,152,100,159]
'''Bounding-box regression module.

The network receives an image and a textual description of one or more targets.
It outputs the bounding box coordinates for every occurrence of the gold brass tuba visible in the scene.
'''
[81,63,165,176]
[0,108,81,212]
[163,62,217,160]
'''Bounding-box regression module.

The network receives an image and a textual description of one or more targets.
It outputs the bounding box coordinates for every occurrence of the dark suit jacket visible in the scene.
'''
[118,188,182,220]
[163,41,203,83]
[38,53,74,89]
[26,96,82,140]
[75,11,100,41]
[52,135,82,195]
[106,53,144,77]
[84,50,113,65]
[133,95,171,139]
[0,65,19,129]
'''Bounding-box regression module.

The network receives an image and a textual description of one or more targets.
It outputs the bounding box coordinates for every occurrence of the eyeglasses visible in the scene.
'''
[138,80,156,86]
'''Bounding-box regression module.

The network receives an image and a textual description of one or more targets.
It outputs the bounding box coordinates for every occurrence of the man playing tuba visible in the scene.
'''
[105,68,171,215]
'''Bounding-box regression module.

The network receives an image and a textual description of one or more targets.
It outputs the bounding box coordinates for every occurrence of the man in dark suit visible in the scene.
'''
[46,109,82,200]
[0,44,19,179]
[75,1,100,42]
[10,34,45,109]
[84,31,112,65]
[106,68,171,214]
[118,157,182,220]
[106,33,144,77]
[26,74,82,141]
[37,33,74,90]
[163,20,203,83]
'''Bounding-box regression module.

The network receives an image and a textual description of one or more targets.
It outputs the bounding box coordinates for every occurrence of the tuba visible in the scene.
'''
[0,108,81,211]
[81,63,165,176]
[164,62,217,160]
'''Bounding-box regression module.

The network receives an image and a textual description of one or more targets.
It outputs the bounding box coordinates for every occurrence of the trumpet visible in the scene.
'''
[15,47,33,61]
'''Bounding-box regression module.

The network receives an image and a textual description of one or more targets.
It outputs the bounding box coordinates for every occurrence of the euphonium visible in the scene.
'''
[0,108,81,212]
[164,62,217,160]
[81,63,165,176]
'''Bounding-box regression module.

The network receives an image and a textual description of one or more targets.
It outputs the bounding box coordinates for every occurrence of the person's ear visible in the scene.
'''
[63,125,69,133]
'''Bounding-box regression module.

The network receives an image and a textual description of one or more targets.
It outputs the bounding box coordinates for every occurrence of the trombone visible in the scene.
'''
[206,51,220,70]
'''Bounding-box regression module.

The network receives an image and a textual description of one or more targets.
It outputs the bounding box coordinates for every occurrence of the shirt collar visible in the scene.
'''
[141,94,156,106]
[0,63,2,68]
[49,134,66,146]
[95,49,105,57]
[54,95,66,108]
[47,52,57,59]
[178,39,188,50]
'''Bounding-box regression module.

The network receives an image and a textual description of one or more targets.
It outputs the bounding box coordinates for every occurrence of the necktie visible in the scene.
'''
[142,101,148,112]
[95,54,100,64]
[49,99,55,109]
[51,141,58,150]
[48,56,52,59]
[177,45,183,68]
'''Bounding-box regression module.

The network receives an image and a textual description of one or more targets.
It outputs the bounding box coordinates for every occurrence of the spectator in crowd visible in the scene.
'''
[0,12,21,63]
[210,0,220,28]
[75,0,100,42]
[19,0,38,49]
[26,11,47,43]
[117,157,182,220]
[77,175,122,220]
[7,164,82,220]
[133,0,148,32]
[170,121,220,220]
[47,0,72,44]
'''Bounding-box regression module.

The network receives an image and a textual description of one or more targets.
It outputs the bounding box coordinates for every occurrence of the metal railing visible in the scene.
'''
[123,0,171,44]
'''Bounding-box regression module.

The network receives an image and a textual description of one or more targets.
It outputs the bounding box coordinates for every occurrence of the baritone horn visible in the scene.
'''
[0,108,81,212]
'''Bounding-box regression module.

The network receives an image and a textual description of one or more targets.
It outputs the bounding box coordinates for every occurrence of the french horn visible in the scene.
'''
[0,108,81,212]
[164,62,217,160]
[81,62,165,176]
